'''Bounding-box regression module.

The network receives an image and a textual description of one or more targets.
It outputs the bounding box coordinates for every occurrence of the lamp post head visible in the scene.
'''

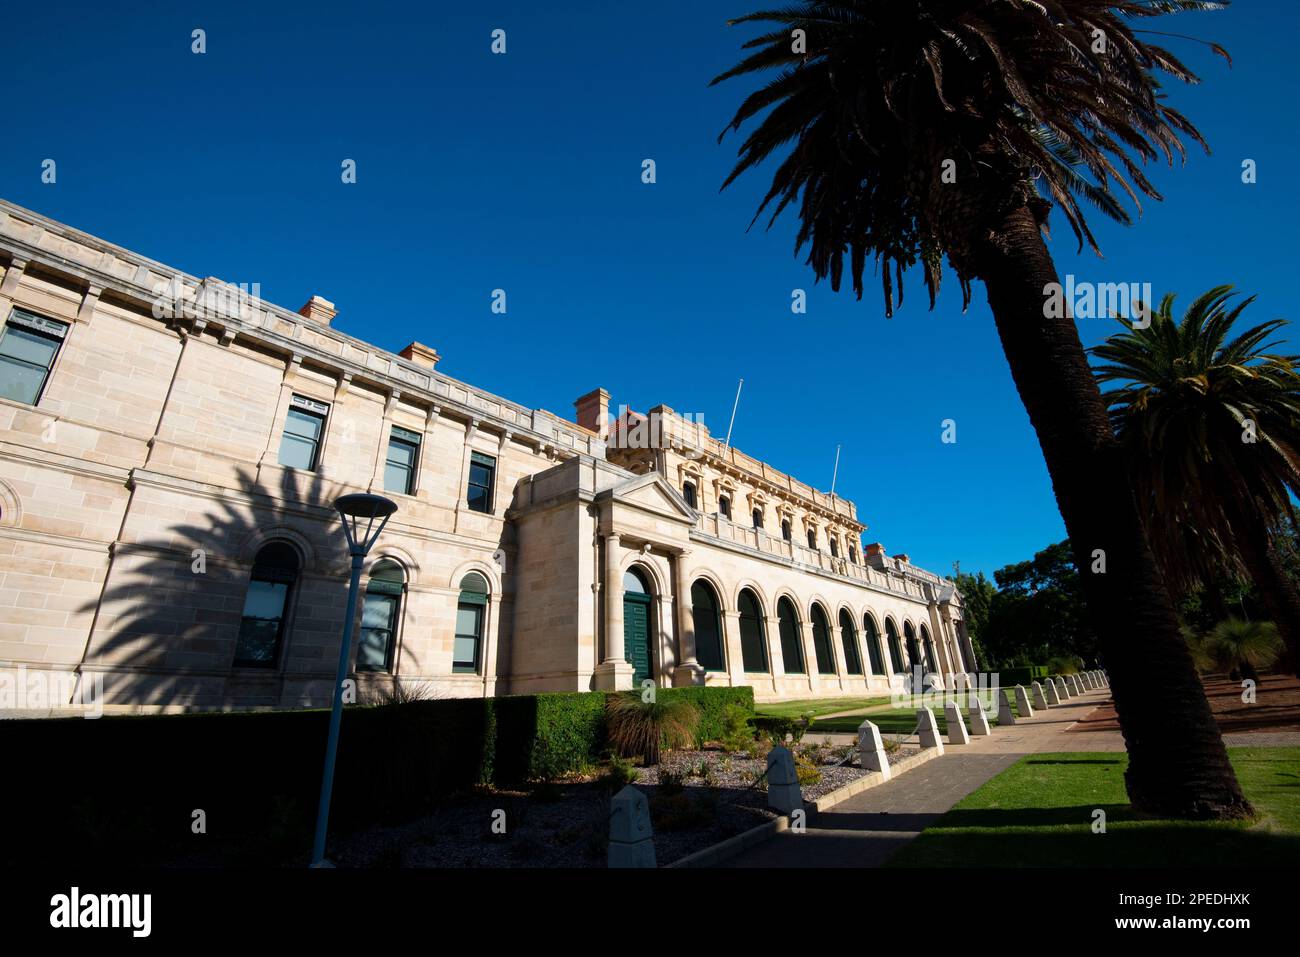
[334,493,398,556]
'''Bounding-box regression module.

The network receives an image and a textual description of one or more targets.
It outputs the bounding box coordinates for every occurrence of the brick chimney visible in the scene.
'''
[399,341,441,370]
[297,295,337,326]
[574,388,610,439]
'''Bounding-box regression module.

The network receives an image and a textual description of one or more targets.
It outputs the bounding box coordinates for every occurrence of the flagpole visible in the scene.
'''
[830,444,842,496]
[723,378,743,451]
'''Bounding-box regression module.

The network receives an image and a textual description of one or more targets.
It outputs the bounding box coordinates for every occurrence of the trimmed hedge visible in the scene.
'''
[0,684,748,864]
[995,665,1048,686]
[656,685,755,742]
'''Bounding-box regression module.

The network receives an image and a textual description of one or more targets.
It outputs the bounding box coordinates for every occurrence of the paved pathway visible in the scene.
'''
[727,685,1121,867]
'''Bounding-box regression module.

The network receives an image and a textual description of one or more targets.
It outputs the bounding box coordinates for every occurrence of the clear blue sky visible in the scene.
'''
[3,1,1296,578]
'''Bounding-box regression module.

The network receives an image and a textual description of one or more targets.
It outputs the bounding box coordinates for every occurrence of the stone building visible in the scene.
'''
[0,199,973,711]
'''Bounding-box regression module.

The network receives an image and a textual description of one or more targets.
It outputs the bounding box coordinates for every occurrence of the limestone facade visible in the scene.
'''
[0,199,971,711]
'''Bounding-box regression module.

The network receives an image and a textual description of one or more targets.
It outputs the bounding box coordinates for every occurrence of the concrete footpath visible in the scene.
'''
[726,684,1122,868]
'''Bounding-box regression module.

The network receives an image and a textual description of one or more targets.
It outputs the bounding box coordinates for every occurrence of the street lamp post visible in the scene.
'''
[310,492,398,868]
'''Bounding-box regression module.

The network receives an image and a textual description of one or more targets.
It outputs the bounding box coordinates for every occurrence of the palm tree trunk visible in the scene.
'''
[1235,519,1300,678]
[972,202,1251,819]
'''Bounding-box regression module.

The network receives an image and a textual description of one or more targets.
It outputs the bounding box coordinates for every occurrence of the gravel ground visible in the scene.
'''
[329,742,920,868]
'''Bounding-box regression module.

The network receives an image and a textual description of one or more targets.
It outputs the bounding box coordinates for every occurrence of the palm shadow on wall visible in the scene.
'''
[78,464,345,710]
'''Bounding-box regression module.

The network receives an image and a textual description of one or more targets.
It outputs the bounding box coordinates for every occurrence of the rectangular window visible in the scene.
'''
[384,426,421,495]
[453,600,484,673]
[0,308,69,406]
[234,578,292,667]
[357,589,400,672]
[467,451,496,514]
[278,395,329,471]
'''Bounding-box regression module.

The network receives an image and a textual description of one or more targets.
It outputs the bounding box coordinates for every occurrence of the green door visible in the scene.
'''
[623,592,653,685]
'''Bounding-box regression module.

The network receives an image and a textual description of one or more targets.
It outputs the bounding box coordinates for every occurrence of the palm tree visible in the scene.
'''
[1092,287,1300,676]
[711,1,1249,818]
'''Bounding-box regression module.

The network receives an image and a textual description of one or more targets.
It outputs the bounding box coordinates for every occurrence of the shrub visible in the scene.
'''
[751,715,797,745]
[600,753,641,790]
[604,692,699,766]
[656,686,755,743]
[794,751,821,787]
[719,703,756,753]
[649,792,710,831]
[658,769,686,795]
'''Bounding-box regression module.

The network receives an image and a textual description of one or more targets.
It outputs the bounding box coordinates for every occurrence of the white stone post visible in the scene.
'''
[857,719,892,780]
[1016,684,1035,717]
[766,746,803,815]
[997,691,1016,726]
[944,701,971,745]
[1056,677,1072,700]
[917,708,945,753]
[967,699,991,736]
[594,533,633,690]
[608,785,656,868]
[1044,680,1061,706]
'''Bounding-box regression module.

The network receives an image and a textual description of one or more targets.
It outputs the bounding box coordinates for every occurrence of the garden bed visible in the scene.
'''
[325,741,920,868]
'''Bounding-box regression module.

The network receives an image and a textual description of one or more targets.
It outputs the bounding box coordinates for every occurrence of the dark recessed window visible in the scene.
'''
[807,528,817,549]
[234,542,300,667]
[752,508,763,530]
[849,544,858,564]
[384,426,421,495]
[829,537,839,558]
[718,495,731,520]
[467,451,496,514]
[357,560,404,672]
[0,308,69,406]
[682,481,697,509]
[454,572,489,673]
[278,395,329,471]
[782,519,792,543]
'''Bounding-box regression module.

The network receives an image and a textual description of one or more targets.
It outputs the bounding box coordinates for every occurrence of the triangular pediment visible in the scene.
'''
[604,471,697,523]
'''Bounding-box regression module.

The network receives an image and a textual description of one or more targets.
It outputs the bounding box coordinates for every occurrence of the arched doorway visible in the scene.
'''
[737,588,768,673]
[777,597,804,674]
[863,613,885,675]
[623,567,654,685]
[691,579,725,672]
[810,603,836,675]
[885,618,905,674]
[838,609,863,675]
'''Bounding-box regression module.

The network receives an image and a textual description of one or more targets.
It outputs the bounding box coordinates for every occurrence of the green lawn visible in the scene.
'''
[889,748,1300,867]
[810,690,1026,735]
[754,696,894,721]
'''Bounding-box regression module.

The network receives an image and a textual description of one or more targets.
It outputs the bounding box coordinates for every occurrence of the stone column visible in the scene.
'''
[594,533,633,690]
[764,615,786,678]
[800,619,820,693]
[827,620,848,691]
[671,550,703,686]
[722,609,746,687]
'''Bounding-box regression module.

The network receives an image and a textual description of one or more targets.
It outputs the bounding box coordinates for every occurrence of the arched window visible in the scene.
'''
[807,528,817,549]
[682,481,697,509]
[234,542,300,667]
[904,621,922,673]
[838,609,863,675]
[738,588,768,673]
[781,519,792,543]
[863,614,885,675]
[776,596,804,674]
[849,544,858,564]
[829,537,839,559]
[454,572,489,674]
[358,560,404,672]
[810,603,836,675]
[885,618,906,674]
[752,508,763,530]
[623,567,653,684]
[691,580,725,672]
[718,495,731,520]
[920,624,938,673]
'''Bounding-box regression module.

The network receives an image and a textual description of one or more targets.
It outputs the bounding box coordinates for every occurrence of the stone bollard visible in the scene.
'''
[917,708,945,753]
[1056,677,1072,700]
[766,746,804,816]
[1070,675,1084,695]
[1045,679,1061,705]
[1031,681,1049,710]
[608,785,656,868]
[944,701,971,744]
[968,698,991,735]
[1015,684,1035,718]
[857,719,892,781]
[997,690,1016,726]
[1081,672,1093,690]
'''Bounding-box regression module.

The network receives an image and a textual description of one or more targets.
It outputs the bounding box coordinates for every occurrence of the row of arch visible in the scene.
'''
[625,561,943,679]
